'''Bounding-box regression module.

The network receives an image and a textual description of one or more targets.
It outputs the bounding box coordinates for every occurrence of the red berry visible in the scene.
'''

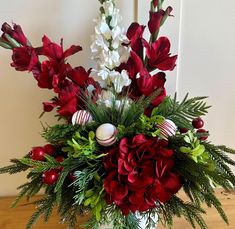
[179,128,188,134]
[192,118,204,129]
[30,147,45,161]
[42,169,59,185]
[197,129,209,140]
[55,156,65,163]
[44,144,55,156]
[69,172,76,181]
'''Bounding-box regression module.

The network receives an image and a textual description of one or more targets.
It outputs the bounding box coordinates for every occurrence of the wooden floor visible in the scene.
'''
[0,189,234,229]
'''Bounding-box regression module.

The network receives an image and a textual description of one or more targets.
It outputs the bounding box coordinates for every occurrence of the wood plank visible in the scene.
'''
[0,189,234,229]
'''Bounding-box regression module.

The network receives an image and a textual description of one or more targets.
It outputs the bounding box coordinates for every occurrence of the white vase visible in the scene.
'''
[99,213,158,229]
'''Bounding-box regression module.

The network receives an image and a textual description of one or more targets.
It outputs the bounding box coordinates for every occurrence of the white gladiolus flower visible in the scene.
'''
[110,70,131,93]
[103,1,114,16]
[97,89,132,109]
[90,0,131,93]
[110,9,122,28]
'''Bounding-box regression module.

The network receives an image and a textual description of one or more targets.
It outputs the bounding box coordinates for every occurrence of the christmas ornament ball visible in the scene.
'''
[72,110,93,126]
[42,169,60,185]
[157,119,177,139]
[30,147,45,161]
[96,123,117,147]
[192,117,204,129]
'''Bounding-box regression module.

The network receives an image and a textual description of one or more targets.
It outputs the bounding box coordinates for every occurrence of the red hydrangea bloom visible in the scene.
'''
[11,46,39,71]
[103,134,182,215]
[142,37,177,71]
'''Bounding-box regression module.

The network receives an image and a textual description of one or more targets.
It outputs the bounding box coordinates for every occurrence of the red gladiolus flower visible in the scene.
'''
[56,82,80,117]
[39,36,82,63]
[119,51,166,106]
[1,22,28,46]
[103,135,182,215]
[126,23,145,56]
[11,46,39,71]
[35,60,68,90]
[68,66,90,87]
[142,37,177,71]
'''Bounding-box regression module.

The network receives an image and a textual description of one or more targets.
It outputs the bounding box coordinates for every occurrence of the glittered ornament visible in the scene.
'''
[42,169,59,185]
[96,123,117,147]
[157,119,177,139]
[30,147,45,161]
[71,110,93,126]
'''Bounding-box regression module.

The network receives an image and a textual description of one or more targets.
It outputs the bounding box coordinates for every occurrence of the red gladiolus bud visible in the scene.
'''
[152,0,158,8]
[148,11,163,34]
[1,22,13,35]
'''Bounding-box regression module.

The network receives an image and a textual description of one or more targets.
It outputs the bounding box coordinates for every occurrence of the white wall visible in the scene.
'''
[177,0,235,161]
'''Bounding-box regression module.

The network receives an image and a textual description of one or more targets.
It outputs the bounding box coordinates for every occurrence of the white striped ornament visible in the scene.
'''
[71,110,93,126]
[157,119,177,139]
[96,123,117,147]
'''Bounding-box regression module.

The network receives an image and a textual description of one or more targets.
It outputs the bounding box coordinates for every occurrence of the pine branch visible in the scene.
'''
[161,196,207,229]
[157,94,211,129]
[42,124,82,145]
[25,195,56,229]
[11,174,43,208]
[0,159,29,174]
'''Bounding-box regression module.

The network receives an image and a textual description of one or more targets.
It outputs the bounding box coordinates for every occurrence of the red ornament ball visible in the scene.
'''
[42,169,59,185]
[30,147,45,161]
[44,144,55,156]
[197,129,209,140]
[192,118,204,129]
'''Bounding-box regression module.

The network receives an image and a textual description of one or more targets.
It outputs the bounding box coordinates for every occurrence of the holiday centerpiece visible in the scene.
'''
[0,0,235,229]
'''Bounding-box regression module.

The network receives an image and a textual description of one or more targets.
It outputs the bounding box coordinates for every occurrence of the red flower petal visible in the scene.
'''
[63,45,82,59]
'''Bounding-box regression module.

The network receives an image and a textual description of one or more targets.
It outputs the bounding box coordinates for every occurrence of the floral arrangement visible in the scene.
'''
[0,0,235,229]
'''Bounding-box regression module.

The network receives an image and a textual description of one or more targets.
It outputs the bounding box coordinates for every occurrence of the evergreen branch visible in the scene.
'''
[161,196,207,229]
[11,174,43,208]
[20,155,61,173]
[42,124,82,145]
[157,94,211,128]
[0,159,29,174]
[217,145,235,154]
[25,195,56,229]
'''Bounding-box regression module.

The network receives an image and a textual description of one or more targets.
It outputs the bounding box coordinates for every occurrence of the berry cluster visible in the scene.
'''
[29,144,75,185]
